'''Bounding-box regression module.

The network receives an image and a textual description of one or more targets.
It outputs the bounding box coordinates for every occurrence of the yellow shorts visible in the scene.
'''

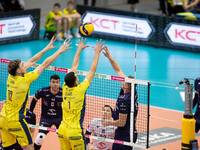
[58,124,85,150]
[0,116,32,147]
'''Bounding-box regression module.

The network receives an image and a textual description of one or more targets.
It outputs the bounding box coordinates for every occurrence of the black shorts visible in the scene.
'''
[112,129,137,150]
[128,0,139,4]
[39,117,62,134]
[195,122,200,133]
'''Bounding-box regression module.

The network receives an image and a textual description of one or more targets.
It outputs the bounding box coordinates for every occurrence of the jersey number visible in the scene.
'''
[51,102,54,107]
[8,90,13,101]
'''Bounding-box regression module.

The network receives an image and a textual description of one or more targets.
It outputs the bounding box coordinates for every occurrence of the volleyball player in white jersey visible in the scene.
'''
[85,105,117,150]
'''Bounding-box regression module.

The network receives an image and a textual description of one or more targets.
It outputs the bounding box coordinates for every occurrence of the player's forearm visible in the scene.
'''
[68,13,81,18]
[71,48,82,72]
[89,52,100,74]
[108,56,122,75]
[28,48,48,64]
[109,119,126,127]
[42,50,62,69]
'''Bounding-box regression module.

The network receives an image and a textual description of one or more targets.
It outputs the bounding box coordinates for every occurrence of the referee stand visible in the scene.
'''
[180,78,198,150]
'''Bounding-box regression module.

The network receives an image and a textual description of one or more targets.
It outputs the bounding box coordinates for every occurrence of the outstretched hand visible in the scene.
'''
[45,36,57,50]
[92,39,105,53]
[77,37,89,50]
[59,39,73,53]
[102,45,111,58]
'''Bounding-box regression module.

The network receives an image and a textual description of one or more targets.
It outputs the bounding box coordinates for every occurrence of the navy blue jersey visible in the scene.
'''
[25,109,36,125]
[112,89,138,133]
[195,78,200,92]
[35,87,63,118]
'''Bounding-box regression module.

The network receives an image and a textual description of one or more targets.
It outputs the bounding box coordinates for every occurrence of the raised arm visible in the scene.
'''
[103,46,126,77]
[101,113,127,127]
[35,39,72,77]
[85,39,105,84]
[70,38,89,73]
[24,36,57,70]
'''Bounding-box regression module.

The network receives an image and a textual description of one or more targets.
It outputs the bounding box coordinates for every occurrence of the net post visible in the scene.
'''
[146,82,150,149]
[130,79,135,146]
[181,79,196,150]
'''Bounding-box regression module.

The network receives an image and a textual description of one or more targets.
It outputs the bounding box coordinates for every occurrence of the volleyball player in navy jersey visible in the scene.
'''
[29,74,63,150]
[101,46,138,150]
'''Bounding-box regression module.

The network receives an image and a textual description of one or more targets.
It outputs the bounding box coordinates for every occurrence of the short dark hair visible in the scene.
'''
[54,3,61,8]
[103,105,113,114]
[127,75,135,91]
[7,59,21,76]
[50,74,60,81]
[64,72,76,87]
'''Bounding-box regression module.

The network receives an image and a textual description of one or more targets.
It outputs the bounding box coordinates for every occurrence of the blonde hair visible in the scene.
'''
[67,0,74,5]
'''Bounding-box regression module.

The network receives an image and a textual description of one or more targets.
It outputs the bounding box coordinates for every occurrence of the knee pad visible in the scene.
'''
[34,133,46,146]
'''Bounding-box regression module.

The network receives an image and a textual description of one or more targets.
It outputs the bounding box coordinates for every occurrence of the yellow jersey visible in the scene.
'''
[63,8,77,15]
[61,78,89,129]
[45,11,63,29]
[1,70,38,122]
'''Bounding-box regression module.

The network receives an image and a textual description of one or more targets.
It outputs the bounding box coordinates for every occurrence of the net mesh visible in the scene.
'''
[0,58,149,148]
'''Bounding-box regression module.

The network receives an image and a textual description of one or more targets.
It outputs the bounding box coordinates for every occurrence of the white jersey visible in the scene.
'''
[86,118,117,150]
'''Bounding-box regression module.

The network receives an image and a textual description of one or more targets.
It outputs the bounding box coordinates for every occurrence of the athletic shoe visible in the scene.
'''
[74,32,81,38]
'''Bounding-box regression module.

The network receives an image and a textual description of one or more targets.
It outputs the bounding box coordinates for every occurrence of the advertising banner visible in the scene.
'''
[0,9,40,45]
[77,5,200,52]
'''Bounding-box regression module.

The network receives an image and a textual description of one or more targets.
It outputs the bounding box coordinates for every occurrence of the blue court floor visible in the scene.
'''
[1,31,200,112]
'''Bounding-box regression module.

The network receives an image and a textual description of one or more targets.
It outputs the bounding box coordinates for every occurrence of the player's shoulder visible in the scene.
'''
[63,8,68,13]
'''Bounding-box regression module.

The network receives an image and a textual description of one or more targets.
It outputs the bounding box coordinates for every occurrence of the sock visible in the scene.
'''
[75,28,79,33]
[67,30,71,35]
[34,143,42,150]
[57,33,60,38]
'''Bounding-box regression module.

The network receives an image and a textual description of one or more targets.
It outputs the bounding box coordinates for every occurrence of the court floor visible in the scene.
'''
[0,31,200,149]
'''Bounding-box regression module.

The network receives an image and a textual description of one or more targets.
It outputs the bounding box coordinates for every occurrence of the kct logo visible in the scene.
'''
[165,23,200,46]
[175,29,200,41]
[90,18,119,30]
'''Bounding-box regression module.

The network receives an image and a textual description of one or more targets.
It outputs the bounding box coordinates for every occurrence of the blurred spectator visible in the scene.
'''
[167,0,185,16]
[45,3,65,41]
[3,0,23,12]
[0,1,3,12]
[84,0,96,6]
[62,0,81,39]
[184,0,200,13]
[18,0,25,9]
[159,0,168,15]
[128,0,139,12]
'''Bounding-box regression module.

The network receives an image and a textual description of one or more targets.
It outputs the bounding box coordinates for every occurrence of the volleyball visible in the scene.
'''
[80,22,94,36]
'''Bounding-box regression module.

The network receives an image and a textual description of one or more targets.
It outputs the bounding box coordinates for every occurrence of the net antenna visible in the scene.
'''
[134,24,137,79]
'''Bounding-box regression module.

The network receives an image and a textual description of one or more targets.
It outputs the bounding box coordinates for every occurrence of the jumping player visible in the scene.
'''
[58,38,105,150]
[101,46,138,150]
[0,109,36,150]
[0,37,72,150]
[29,74,62,150]
[85,105,117,150]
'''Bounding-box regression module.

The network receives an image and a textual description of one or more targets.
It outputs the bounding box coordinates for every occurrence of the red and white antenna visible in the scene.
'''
[134,24,137,79]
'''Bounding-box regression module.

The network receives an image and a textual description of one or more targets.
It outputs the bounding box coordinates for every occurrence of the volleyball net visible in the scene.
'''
[0,58,150,149]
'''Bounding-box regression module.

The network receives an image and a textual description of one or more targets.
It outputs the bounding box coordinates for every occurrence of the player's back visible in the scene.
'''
[62,79,89,129]
[1,70,38,122]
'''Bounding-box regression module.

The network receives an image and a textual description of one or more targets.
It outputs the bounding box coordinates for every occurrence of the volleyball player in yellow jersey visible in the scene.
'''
[62,0,82,39]
[0,37,72,150]
[45,3,66,42]
[58,38,105,150]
